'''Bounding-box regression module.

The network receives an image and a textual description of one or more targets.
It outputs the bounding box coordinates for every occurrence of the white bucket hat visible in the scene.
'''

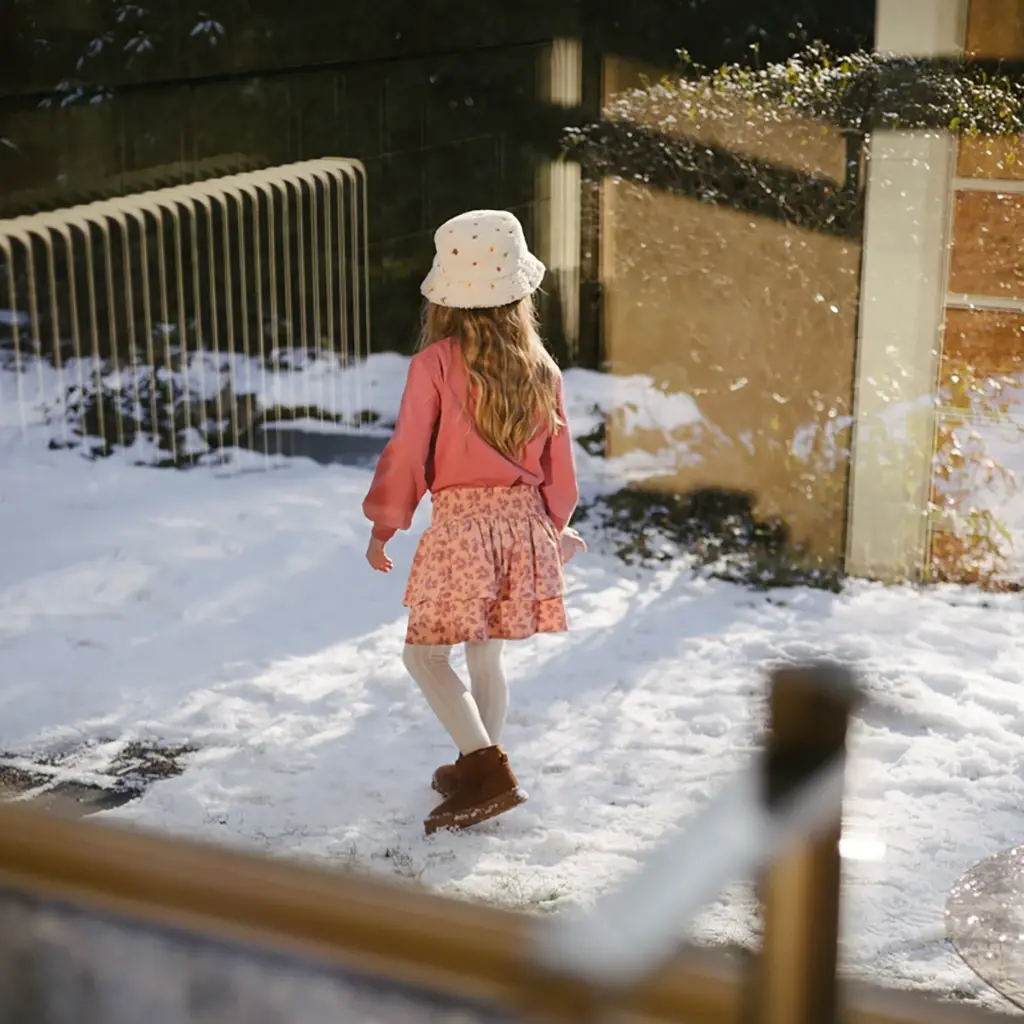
[420,209,546,309]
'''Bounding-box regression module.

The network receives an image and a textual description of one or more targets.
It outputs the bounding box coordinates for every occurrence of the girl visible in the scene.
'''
[362,209,586,837]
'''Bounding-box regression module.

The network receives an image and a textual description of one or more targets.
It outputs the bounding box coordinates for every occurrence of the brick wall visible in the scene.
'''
[928,0,1024,584]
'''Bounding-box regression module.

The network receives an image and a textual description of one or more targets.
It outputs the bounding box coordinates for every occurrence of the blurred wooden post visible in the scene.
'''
[750,662,861,1024]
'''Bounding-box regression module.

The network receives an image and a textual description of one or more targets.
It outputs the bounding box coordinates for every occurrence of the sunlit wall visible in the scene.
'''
[600,56,862,566]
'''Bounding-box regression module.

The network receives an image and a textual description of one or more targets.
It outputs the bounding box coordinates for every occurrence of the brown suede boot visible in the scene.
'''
[424,746,527,835]
[431,757,462,798]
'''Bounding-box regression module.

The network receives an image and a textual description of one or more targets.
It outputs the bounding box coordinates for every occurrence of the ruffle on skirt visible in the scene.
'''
[403,486,567,646]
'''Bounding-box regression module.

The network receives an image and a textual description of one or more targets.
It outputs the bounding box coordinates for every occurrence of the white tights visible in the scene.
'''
[401,641,508,755]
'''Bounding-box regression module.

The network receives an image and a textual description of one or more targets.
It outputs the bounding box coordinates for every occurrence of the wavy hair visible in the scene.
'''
[419,295,563,460]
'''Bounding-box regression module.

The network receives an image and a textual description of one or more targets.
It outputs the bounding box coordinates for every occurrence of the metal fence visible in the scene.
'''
[0,158,370,465]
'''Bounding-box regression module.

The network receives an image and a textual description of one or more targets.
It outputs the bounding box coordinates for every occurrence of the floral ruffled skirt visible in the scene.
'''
[403,486,567,646]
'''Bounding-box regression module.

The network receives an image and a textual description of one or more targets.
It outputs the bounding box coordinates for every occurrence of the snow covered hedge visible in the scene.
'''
[567,43,1024,158]
[674,44,1023,135]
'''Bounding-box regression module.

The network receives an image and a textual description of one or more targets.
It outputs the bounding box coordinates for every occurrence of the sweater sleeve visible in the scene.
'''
[362,351,440,542]
[540,373,579,533]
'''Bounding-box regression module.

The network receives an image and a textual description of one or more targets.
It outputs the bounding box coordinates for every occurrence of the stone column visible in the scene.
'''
[844,0,969,581]
[536,37,583,363]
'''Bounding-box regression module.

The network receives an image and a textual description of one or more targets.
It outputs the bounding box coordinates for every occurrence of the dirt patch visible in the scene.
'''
[0,741,197,820]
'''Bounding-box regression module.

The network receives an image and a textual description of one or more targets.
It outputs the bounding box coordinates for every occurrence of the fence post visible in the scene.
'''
[750,662,861,1024]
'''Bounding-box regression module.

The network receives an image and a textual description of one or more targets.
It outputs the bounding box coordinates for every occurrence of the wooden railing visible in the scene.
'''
[0,664,1012,1024]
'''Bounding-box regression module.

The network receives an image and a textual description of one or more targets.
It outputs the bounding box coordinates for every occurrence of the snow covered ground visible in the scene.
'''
[1,354,1024,1008]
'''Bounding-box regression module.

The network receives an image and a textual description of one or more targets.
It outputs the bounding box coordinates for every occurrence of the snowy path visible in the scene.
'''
[2,439,1024,1006]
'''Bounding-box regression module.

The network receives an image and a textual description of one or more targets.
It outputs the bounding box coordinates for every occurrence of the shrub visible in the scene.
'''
[930,372,1024,590]
[61,364,257,465]
[574,486,844,592]
[568,43,1024,158]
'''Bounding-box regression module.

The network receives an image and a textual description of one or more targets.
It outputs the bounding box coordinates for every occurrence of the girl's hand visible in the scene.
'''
[366,535,393,573]
[559,526,587,564]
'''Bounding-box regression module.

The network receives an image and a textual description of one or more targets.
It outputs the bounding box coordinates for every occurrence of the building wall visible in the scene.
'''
[600,56,861,564]
[928,0,1024,583]
[0,0,582,356]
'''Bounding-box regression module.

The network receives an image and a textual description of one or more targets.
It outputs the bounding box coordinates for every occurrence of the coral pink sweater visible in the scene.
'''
[363,338,579,542]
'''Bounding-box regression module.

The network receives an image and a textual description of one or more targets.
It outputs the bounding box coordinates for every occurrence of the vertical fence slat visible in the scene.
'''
[38,228,67,446]
[335,170,352,423]
[183,195,210,454]
[129,209,160,442]
[21,232,48,442]
[308,176,323,424]
[1,238,26,434]
[80,222,109,453]
[357,162,371,422]
[265,181,283,431]
[58,224,87,445]
[214,191,234,457]
[280,179,297,414]
[294,177,311,425]
[234,187,255,457]
[750,663,861,1024]
[170,202,194,449]
[111,207,142,456]
[318,170,338,430]
[98,217,126,453]
[197,192,219,460]
[251,183,270,460]
[152,207,178,464]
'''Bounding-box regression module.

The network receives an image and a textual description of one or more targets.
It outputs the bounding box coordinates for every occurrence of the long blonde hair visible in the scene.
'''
[419,295,563,460]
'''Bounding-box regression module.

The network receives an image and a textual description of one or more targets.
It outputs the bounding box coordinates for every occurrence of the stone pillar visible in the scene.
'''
[536,38,583,363]
[843,0,969,581]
